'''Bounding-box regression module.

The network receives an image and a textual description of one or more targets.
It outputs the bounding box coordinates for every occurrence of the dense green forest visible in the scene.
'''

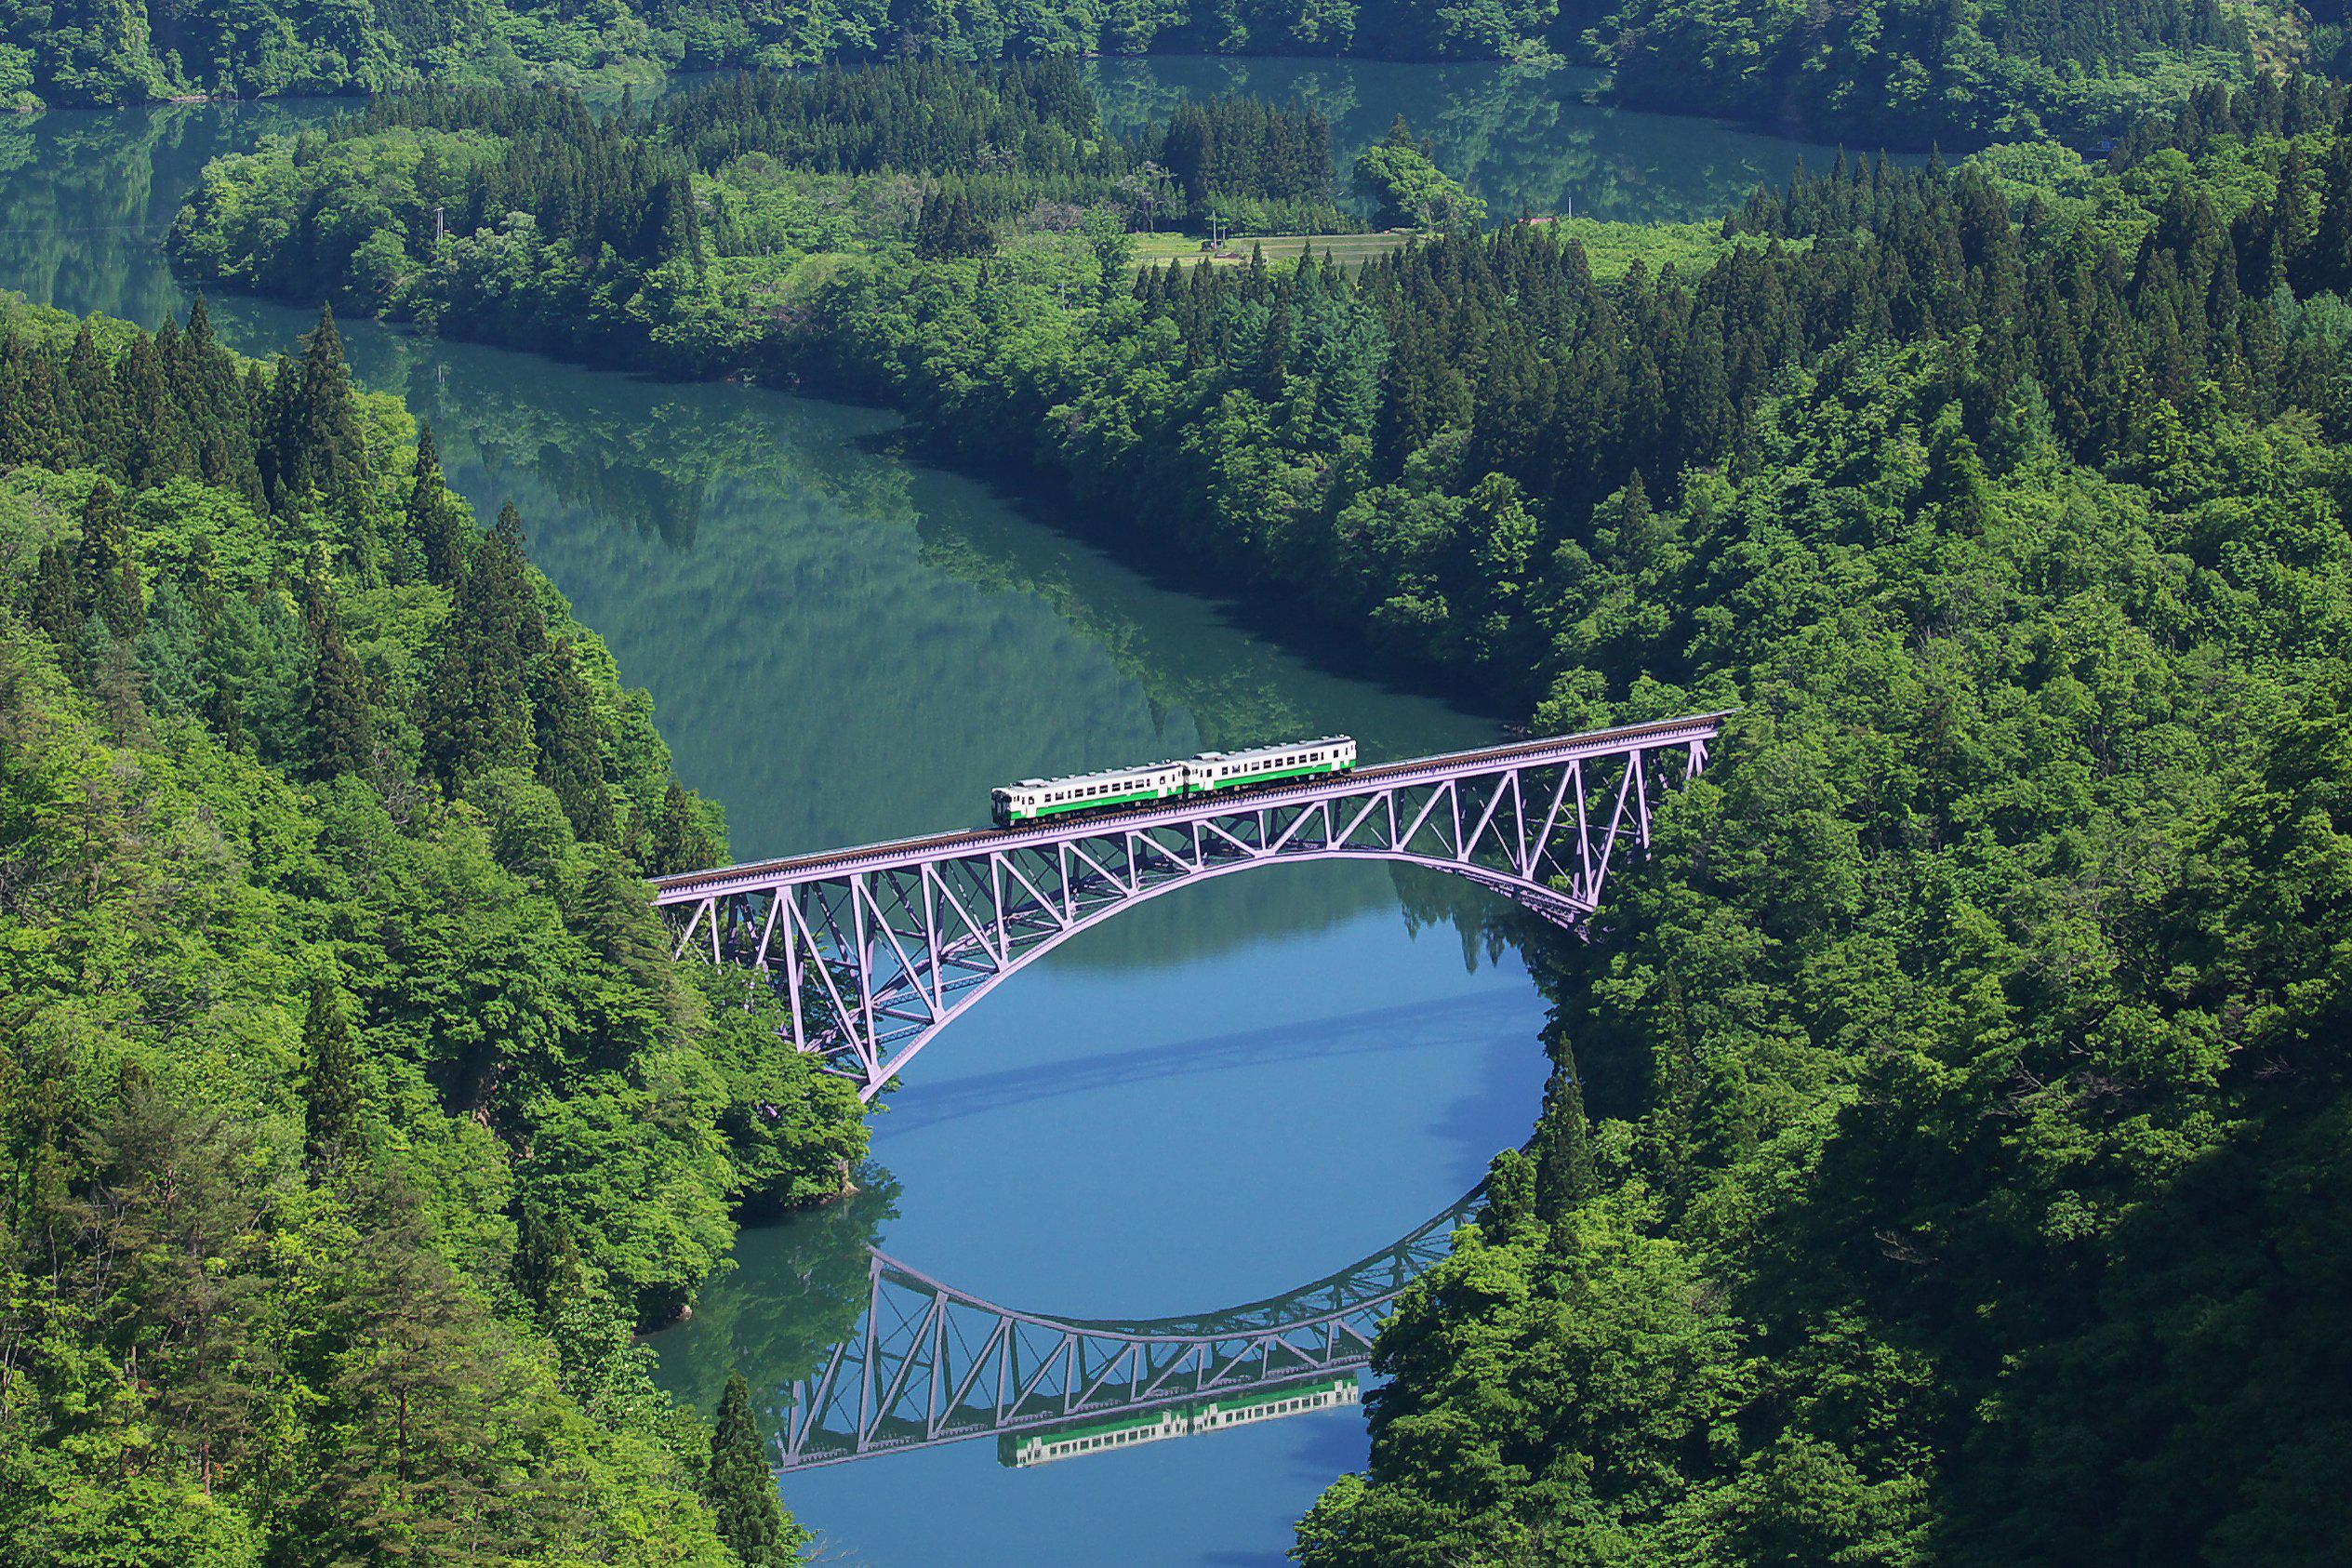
[1,0,1603,111]
[173,61,2352,1558]
[1591,0,2287,146]
[4,0,2297,148]
[0,293,870,1561]
[168,61,1351,368]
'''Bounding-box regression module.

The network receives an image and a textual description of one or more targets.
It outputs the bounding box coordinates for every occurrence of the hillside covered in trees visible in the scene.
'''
[1590,0,2286,146]
[0,293,869,1561]
[4,0,2295,149]
[167,62,1350,369]
[174,62,2352,1557]
[0,0,1601,110]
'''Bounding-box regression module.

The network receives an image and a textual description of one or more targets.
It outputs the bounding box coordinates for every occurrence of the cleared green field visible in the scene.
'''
[1132,231,1417,272]
[1127,221,1801,282]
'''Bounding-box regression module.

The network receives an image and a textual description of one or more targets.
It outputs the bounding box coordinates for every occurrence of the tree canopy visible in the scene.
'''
[0,292,866,1561]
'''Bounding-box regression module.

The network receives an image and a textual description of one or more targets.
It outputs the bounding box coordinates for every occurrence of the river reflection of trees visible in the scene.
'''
[1088,59,1872,227]
[652,1173,904,1420]
[0,100,348,332]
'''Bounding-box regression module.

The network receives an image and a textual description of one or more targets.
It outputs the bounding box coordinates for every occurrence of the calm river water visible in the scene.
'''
[0,65,1847,1564]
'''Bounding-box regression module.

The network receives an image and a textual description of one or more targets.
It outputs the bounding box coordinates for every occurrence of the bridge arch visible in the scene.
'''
[658,714,1725,1098]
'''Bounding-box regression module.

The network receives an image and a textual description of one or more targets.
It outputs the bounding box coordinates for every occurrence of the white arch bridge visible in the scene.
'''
[656,711,1727,1099]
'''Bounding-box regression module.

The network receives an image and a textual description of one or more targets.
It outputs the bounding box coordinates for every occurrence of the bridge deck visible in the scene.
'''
[651,711,1732,904]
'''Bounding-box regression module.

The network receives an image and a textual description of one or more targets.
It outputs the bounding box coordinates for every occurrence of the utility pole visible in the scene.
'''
[432,204,445,253]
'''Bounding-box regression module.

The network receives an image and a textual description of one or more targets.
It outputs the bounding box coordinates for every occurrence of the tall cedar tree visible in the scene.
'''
[267,303,368,522]
[302,977,361,1173]
[705,1373,803,1567]
[423,500,542,783]
[532,639,616,844]
[651,779,718,875]
[300,553,376,779]
[404,426,465,586]
[30,541,81,671]
[75,480,142,638]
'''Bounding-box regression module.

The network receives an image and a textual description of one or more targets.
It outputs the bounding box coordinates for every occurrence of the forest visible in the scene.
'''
[1,0,1601,110]
[165,59,2352,1559]
[1,0,2299,150]
[0,292,869,1561]
[167,61,1353,367]
[1592,0,2283,145]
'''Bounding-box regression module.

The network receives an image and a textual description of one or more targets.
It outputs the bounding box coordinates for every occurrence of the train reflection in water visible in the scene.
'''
[766,1186,1483,1470]
[998,1374,1361,1468]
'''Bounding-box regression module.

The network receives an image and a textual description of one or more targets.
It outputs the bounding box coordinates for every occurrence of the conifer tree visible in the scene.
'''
[1529,1057,1600,1224]
[403,426,464,587]
[302,977,361,1173]
[651,780,719,875]
[704,1374,803,1567]
[423,500,540,782]
[301,558,376,780]
[533,640,616,843]
[1477,1147,1540,1242]
[30,541,82,672]
[267,302,368,518]
[75,480,143,638]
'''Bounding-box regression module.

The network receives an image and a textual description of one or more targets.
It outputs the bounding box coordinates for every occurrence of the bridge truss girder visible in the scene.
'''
[661,718,1721,1098]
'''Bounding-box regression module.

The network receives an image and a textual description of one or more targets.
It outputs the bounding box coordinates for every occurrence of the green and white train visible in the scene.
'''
[990,736,1359,828]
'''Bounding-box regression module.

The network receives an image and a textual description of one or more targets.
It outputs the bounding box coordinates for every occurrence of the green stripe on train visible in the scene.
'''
[1009,761,1353,821]
[1011,783,1183,820]
[1201,760,1350,791]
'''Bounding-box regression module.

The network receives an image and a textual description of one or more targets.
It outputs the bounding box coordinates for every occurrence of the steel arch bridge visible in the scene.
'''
[774,1187,1484,1469]
[656,712,1727,1099]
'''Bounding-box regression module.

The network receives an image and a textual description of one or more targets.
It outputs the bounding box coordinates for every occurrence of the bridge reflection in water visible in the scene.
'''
[772,1187,1482,1469]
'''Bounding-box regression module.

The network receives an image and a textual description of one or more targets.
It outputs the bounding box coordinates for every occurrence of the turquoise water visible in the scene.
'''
[0,65,1852,1563]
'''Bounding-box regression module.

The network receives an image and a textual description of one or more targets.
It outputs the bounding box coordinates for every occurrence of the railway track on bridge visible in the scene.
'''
[652,711,1734,902]
[656,711,1731,1094]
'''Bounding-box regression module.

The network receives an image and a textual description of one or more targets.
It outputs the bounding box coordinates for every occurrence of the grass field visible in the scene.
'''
[1131,231,1418,273]
[1126,219,1799,282]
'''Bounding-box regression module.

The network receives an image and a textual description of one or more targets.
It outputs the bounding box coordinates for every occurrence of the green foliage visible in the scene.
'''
[0,0,1591,111]
[1353,115,1486,230]
[0,294,863,1561]
[1286,82,2352,1565]
[301,975,361,1171]
[167,63,1361,376]
[1591,0,2271,147]
[156,59,2352,1561]
[704,1373,806,1567]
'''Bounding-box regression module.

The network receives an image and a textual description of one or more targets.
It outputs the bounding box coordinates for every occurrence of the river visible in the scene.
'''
[0,64,1852,1564]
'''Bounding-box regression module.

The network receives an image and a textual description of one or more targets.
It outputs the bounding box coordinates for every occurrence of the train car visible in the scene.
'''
[989,737,1356,829]
[1181,736,1356,793]
[991,761,1189,827]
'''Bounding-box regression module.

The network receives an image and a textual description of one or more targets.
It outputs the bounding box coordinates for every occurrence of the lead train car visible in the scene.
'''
[991,737,1357,827]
